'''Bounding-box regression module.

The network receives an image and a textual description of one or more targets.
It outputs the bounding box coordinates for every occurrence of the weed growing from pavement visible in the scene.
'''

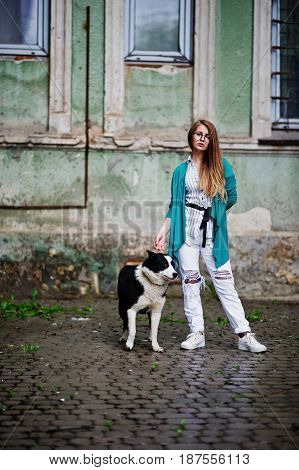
[176,418,187,436]
[0,289,94,321]
[246,308,265,323]
[151,361,158,371]
[7,389,16,399]
[215,315,229,335]
[104,420,115,430]
[20,343,39,356]
[214,308,265,337]
[233,364,241,371]
[71,306,94,315]
[64,392,76,400]
[160,311,186,324]
[235,393,246,400]
[215,370,225,376]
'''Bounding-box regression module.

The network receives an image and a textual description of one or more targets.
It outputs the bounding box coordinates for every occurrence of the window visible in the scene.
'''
[271,0,299,129]
[0,0,49,56]
[124,0,194,63]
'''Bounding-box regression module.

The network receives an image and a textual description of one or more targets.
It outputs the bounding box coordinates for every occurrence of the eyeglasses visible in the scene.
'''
[193,131,210,141]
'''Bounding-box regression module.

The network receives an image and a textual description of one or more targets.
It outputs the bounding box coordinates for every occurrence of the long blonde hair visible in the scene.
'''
[188,119,226,200]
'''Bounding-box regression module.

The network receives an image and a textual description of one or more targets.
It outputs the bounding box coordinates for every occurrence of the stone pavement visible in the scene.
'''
[0,294,298,450]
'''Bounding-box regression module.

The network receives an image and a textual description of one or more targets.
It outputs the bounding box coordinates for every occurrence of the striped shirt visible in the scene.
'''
[185,155,213,244]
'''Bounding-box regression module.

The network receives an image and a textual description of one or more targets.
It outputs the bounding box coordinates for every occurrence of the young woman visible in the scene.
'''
[153,119,267,353]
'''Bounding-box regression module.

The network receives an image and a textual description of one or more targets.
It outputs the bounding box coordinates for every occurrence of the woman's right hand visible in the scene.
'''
[153,232,166,251]
[153,218,170,252]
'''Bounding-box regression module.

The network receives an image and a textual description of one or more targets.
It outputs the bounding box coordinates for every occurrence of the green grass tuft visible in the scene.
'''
[246,308,265,323]
[0,290,94,321]
[20,344,39,354]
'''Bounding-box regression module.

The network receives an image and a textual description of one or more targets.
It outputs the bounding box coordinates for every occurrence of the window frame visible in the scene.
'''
[104,0,216,140]
[0,0,49,57]
[271,0,299,130]
[252,0,299,143]
[124,0,194,64]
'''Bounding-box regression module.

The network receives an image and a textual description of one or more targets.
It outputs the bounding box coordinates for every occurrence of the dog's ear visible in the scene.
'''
[146,249,156,257]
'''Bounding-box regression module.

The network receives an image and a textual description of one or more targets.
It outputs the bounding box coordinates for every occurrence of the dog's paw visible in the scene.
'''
[152,345,164,353]
[119,334,128,343]
[125,340,134,351]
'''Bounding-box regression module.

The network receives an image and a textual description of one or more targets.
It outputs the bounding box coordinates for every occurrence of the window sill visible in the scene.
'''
[124,61,192,68]
[258,131,299,146]
[0,55,48,61]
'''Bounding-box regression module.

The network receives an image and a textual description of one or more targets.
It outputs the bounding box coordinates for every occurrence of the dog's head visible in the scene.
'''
[142,250,178,282]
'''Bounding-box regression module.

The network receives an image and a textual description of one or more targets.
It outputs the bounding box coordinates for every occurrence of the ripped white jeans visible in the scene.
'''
[178,236,251,335]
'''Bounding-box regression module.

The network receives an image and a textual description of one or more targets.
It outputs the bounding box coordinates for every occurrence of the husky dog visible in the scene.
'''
[117,250,178,352]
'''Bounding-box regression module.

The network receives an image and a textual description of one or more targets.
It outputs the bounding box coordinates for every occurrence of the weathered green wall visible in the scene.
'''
[124,67,193,129]
[227,154,299,231]
[90,151,299,232]
[215,0,253,136]
[0,60,49,132]
[71,0,105,130]
[0,150,298,297]
[0,0,298,298]
[0,0,105,134]
[0,148,85,206]
[1,150,298,235]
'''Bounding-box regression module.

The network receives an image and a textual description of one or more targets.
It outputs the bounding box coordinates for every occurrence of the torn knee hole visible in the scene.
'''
[214,270,232,280]
[184,270,201,284]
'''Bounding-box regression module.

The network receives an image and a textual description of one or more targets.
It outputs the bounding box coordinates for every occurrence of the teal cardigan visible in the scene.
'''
[165,158,237,269]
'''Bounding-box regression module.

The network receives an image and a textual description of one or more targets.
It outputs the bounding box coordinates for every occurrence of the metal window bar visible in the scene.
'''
[124,0,194,63]
[271,0,299,129]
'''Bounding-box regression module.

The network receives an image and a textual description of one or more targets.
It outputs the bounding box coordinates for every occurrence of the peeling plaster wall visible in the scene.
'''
[0,149,85,206]
[0,150,298,298]
[226,154,299,231]
[124,66,192,130]
[71,0,105,131]
[229,234,299,298]
[215,0,253,136]
[0,60,49,133]
[0,0,298,299]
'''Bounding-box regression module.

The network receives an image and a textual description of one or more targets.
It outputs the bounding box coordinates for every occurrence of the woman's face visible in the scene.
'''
[192,123,210,152]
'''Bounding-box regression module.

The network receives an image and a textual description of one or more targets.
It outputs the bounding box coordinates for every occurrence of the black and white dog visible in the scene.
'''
[118,250,178,352]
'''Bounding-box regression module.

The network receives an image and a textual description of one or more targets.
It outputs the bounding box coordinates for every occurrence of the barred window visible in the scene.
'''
[0,0,49,56]
[124,0,194,64]
[271,0,299,129]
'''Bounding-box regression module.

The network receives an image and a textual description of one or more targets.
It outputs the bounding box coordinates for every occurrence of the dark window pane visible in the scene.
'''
[279,98,299,119]
[272,0,299,122]
[0,0,38,45]
[280,0,299,22]
[135,0,180,52]
[279,0,299,119]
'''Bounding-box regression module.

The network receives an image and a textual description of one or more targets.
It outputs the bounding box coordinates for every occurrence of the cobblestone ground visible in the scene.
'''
[0,294,298,450]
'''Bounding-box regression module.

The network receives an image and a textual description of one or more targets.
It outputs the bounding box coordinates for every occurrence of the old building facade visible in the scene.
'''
[0,0,298,298]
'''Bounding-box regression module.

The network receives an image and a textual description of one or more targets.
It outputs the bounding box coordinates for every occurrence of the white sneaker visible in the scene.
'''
[181,331,205,350]
[238,333,267,353]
